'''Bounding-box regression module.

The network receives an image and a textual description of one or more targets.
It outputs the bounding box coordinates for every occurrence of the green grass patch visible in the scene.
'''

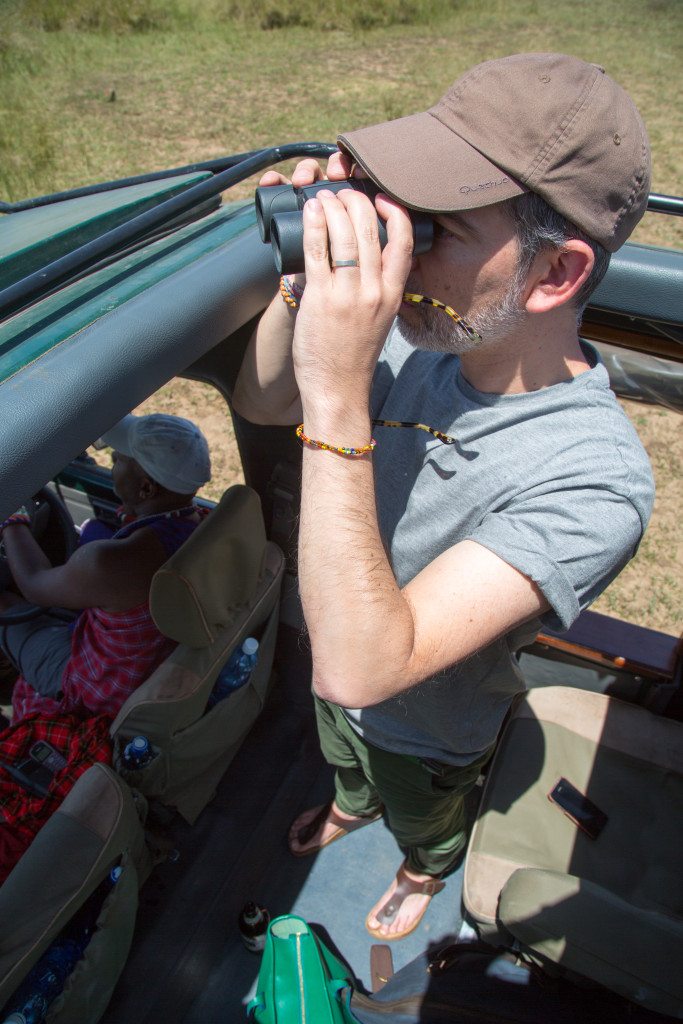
[6,0,173,32]
[221,0,460,31]
[2,0,681,234]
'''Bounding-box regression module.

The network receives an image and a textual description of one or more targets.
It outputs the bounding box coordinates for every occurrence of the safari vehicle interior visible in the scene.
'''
[0,145,681,1023]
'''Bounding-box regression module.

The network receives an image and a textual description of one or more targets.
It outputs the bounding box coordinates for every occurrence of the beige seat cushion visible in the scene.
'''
[112,486,284,822]
[0,765,149,1013]
[150,484,267,648]
[463,686,683,1016]
[499,868,683,1018]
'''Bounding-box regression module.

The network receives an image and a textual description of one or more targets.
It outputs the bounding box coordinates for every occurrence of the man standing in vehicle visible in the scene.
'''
[233,53,654,940]
[0,413,211,723]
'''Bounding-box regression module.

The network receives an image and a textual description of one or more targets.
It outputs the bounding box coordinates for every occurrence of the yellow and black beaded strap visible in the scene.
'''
[402,292,481,344]
[372,419,457,445]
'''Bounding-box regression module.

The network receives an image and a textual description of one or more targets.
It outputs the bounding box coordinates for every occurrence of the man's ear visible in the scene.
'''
[524,240,594,314]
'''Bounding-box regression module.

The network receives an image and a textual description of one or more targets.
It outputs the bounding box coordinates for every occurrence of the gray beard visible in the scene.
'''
[399,275,527,355]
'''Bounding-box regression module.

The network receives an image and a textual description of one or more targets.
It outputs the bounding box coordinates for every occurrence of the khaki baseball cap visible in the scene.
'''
[338,52,651,251]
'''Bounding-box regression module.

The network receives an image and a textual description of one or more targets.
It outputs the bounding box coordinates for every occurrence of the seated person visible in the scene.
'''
[0,413,211,723]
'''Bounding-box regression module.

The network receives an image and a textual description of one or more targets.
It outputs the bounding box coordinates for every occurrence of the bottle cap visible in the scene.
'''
[242,901,260,921]
[242,638,258,656]
[130,736,149,754]
[110,866,123,883]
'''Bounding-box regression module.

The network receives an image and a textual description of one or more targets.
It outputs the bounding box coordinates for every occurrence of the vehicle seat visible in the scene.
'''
[462,685,683,1019]
[0,763,150,1023]
[109,484,285,823]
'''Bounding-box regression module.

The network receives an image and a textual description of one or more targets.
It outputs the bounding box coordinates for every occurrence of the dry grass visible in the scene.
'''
[592,400,681,634]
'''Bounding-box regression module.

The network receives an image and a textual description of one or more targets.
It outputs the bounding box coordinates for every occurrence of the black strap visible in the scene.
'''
[267,460,300,572]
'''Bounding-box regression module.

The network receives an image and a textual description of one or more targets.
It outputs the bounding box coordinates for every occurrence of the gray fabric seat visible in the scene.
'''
[109,484,285,823]
[0,764,150,1023]
[463,685,683,1018]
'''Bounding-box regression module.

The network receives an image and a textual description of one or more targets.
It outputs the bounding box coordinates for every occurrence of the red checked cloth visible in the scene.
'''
[0,713,113,884]
[12,509,205,722]
[12,603,176,721]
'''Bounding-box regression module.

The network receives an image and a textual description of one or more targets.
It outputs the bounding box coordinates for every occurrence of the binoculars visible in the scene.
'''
[255,179,434,275]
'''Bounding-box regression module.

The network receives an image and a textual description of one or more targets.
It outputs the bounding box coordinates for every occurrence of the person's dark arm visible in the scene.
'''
[2,524,167,611]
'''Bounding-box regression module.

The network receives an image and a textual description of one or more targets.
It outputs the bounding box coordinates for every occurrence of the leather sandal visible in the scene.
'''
[288,800,383,857]
[365,862,445,940]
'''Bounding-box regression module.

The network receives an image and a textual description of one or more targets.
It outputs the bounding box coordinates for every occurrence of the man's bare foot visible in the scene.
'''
[366,862,445,940]
[287,801,382,856]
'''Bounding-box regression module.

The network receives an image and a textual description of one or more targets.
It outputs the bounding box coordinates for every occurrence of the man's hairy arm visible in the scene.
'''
[299,425,548,708]
[3,527,168,611]
[232,285,303,426]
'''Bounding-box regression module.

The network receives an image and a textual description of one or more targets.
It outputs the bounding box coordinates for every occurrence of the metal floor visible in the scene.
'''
[99,624,466,1022]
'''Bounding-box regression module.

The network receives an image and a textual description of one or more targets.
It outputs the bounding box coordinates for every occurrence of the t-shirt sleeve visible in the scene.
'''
[467,485,648,631]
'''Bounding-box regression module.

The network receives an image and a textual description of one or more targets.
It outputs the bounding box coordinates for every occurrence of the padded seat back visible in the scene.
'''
[109,485,284,823]
[0,764,149,1022]
[463,686,683,1018]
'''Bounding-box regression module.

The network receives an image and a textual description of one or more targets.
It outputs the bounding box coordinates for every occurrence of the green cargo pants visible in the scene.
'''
[314,697,493,877]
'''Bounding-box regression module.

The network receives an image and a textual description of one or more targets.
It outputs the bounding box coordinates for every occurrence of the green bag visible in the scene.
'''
[246,915,358,1023]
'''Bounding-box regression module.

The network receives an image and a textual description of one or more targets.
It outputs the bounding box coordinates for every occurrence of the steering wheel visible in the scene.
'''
[0,487,80,625]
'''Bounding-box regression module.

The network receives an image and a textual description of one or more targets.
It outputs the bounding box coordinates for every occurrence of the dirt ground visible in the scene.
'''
[91,374,682,638]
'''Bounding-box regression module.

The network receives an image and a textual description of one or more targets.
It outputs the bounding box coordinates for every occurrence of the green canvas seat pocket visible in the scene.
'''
[45,851,139,1024]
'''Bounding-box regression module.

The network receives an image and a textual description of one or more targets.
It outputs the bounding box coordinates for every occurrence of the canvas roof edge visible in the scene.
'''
[0,172,214,292]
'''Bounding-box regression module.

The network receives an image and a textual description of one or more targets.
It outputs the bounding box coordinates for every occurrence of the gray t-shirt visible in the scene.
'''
[343,324,654,764]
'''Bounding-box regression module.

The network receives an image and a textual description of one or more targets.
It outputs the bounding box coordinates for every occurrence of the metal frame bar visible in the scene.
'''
[0,142,337,323]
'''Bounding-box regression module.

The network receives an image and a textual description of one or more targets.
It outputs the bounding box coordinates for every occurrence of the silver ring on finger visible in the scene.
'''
[331,258,359,268]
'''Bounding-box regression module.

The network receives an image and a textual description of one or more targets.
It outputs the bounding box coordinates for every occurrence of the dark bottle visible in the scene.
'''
[237,901,270,953]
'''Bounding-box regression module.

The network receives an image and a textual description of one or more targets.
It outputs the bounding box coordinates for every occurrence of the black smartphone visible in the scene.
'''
[548,777,608,840]
[0,740,68,797]
[29,740,68,773]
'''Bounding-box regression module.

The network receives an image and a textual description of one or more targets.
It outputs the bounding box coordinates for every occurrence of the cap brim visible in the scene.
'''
[97,413,137,455]
[338,111,525,213]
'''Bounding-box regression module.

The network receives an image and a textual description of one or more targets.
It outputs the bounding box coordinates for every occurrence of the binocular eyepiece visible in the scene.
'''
[255,179,433,276]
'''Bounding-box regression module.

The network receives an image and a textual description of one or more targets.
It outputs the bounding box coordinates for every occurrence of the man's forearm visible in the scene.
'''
[297,405,549,710]
[297,404,418,708]
[232,281,303,425]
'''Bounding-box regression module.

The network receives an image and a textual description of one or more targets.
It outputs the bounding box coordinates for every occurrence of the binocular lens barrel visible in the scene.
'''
[255,180,433,276]
[255,179,380,242]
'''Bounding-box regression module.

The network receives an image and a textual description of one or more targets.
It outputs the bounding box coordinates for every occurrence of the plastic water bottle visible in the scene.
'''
[121,735,154,769]
[2,867,121,1024]
[207,638,259,708]
[1,939,85,1023]
[237,901,270,953]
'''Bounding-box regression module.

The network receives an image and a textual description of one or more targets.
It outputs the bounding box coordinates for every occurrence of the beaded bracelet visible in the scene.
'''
[296,424,376,457]
[0,510,31,534]
[279,275,304,311]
